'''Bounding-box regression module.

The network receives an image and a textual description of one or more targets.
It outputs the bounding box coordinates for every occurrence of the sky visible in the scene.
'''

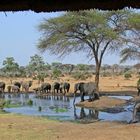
[0,11,138,67]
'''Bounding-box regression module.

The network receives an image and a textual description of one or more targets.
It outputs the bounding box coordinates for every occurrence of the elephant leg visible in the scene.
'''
[73,93,76,104]
[57,89,59,94]
[132,107,138,122]
[137,89,140,96]
[81,92,85,102]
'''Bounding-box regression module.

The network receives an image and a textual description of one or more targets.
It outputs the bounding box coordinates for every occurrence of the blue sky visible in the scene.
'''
[0,11,137,67]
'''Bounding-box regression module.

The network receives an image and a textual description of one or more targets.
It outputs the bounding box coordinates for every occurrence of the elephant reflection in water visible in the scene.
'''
[74,106,99,121]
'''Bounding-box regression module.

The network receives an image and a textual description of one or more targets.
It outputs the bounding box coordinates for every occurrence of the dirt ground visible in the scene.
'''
[0,75,140,140]
[0,113,140,140]
[76,96,127,109]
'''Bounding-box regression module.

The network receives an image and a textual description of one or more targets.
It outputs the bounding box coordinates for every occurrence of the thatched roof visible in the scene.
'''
[0,0,139,12]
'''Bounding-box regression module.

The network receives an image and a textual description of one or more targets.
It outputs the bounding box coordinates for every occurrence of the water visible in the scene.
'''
[1,93,134,123]
[108,95,133,100]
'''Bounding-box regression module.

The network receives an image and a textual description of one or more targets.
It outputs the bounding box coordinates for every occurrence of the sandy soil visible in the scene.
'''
[76,96,127,109]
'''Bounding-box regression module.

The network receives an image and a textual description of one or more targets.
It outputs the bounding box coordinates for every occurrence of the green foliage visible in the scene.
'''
[27,54,46,75]
[3,100,21,108]
[52,69,62,78]
[51,107,68,113]
[27,99,33,106]
[76,64,89,71]
[72,72,91,80]
[37,73,45,82]
[120,12,140,63]
[2,57,20,77]
[124,72,132,79]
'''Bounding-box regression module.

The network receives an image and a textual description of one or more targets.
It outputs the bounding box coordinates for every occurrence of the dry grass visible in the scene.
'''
[0,113,140,140]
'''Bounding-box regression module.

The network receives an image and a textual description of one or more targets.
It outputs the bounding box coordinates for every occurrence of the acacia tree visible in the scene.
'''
[120,12,140,62]
[37,10,133,92]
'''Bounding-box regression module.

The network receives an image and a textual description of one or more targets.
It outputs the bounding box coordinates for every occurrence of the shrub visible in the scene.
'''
[72,72,91,80]
[52,69,62,78]
[37,74,45,82]
[27,99,33,106]
[124,72,132,79]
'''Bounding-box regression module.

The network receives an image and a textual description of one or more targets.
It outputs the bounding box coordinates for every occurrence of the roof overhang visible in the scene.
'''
[0,0,139,12]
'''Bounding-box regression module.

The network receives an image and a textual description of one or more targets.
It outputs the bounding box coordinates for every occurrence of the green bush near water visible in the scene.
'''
[27,99,33,106]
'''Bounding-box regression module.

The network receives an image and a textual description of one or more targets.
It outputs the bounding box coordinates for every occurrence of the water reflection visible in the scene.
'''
[74,105,99,121]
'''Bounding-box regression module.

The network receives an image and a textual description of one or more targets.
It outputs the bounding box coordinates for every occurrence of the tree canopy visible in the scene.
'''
[120,12,140,63]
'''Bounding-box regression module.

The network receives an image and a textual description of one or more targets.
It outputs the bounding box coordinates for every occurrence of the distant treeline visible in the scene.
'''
[0,54,140,79]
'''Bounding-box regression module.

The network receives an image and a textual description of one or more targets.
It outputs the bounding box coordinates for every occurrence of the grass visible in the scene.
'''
[4,100,22,108]
[0,113,57,140]
[53,107,68,113]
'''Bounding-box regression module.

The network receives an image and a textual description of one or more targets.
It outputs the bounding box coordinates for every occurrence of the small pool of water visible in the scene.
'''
[108,95,133,100]
[1,93,135,123]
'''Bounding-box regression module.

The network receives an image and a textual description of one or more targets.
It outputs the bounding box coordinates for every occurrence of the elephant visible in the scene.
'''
[137,82,140,96]
[0,82,6,93]
[74,82,85,94]
[40,83,51,93]
[14,81,21,88]
[21,81,32,92]
[33,87,42,93]
[73,82,99,104]
[7,85,12,93]
[60,82,70,95]
[13,81,22,92]
[52,82,60,95]
[11,85,20,93]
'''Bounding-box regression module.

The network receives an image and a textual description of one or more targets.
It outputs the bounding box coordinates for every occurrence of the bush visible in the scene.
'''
[124,72,132,79]
[27,99,33,106]
[52,69,62,78]
[37,74,45,82]
[72,72,91,80]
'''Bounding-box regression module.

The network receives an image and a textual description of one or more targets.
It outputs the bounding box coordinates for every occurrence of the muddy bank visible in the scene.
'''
[76,96,128,110]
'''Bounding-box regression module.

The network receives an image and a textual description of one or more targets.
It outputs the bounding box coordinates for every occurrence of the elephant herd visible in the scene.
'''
[0,81,32,93]
[33,82,70,96]
[0,80,99,103]
[34,81,99,102]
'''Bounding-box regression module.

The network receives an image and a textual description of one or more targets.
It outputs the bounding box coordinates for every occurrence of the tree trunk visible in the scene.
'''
[95,64,100,93]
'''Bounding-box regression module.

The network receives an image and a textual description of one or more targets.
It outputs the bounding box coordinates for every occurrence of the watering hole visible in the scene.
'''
[1,93,135,123]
